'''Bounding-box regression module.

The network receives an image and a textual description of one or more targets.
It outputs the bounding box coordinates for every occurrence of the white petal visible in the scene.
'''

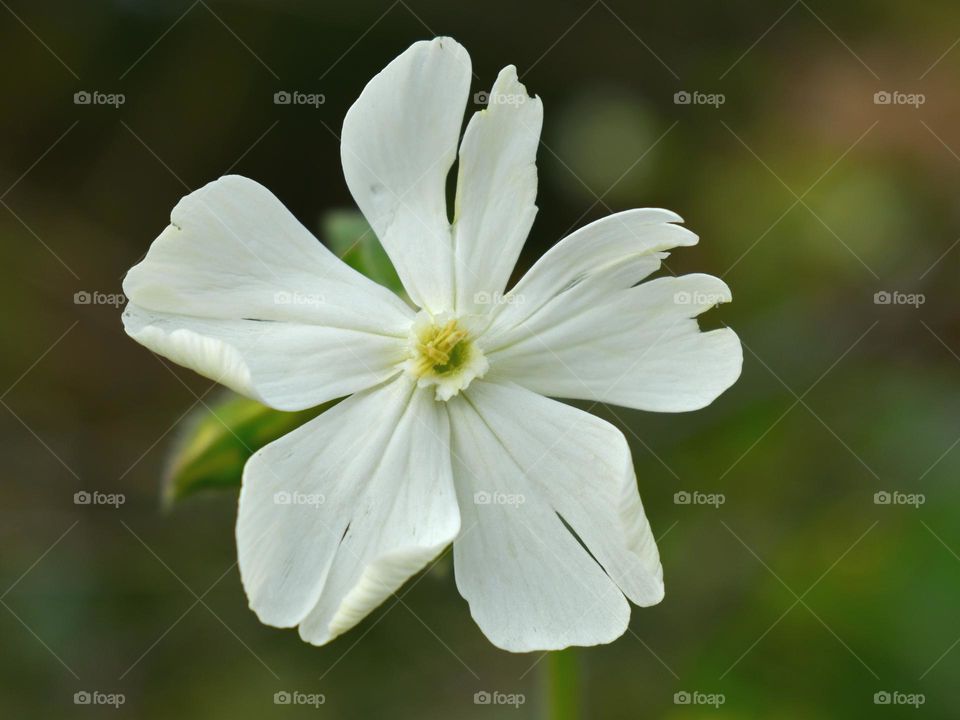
[479,211,740,411]
[485,208,695,337]
[487,272,742,412]
[237,377,459,640]
[122,175,414,410]
[451,65,542,314]
[341,37,471,313]
[467,381,664,605]
[487,271,742,412]
[448,382,654,652]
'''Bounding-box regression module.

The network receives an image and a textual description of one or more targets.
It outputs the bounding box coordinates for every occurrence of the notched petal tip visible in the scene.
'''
[485,63,543,115]
[654,208,685,225]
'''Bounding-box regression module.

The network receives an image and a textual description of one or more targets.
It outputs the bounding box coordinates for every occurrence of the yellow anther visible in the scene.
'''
[413,320,468,375]
[404,312,489,401]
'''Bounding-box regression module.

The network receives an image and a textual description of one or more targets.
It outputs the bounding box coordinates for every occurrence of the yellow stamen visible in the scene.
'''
[413,320,467,375]
[404,312,489,400]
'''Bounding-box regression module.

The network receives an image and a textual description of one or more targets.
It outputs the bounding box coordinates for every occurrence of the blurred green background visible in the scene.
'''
[2,0,959,717]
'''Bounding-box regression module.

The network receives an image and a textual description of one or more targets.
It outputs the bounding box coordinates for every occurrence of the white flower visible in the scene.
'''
[122,37,742,652]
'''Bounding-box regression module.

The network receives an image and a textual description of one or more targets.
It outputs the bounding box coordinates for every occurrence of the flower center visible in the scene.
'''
[412,319,468,375]
[404,312,488,401]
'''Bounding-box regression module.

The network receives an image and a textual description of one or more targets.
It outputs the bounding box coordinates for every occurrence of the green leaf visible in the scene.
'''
[163,393,334,505]
[322,209,405,295]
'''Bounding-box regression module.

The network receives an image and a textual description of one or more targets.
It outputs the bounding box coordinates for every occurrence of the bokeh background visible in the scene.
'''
[2,0,959,717]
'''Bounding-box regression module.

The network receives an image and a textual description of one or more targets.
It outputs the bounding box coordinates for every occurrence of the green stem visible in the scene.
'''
[542,648,580,720]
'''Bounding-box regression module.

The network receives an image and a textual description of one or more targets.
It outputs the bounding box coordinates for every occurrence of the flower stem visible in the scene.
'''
[541,648,580,720]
